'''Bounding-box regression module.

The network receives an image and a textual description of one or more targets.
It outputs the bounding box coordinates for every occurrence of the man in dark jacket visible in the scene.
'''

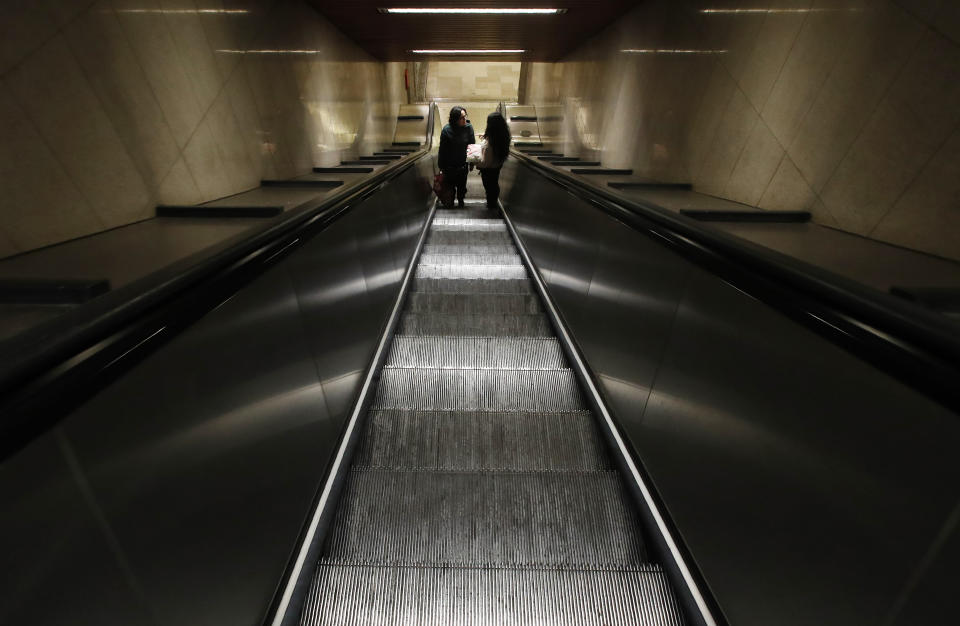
[438,106,475,207]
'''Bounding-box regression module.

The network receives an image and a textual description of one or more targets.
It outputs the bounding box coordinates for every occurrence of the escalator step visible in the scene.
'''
[397,313,552,337]
[356,409,609,471]
[419,253,522,266]
[412,277,532,295]
[434,209,499,220]
[422,243,517,256]
[405,292,540,314]
[303,562,682,626]
[372,368,584,411]
[428,229,512,245]
[386,336,564,369]
[415,264,528,281]
[432,216,505,226]
[431,221,507,232]
[324,470,645,565]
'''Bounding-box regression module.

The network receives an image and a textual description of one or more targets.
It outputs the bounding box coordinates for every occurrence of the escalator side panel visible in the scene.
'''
[0,164,434,626]
[501,159,960,626]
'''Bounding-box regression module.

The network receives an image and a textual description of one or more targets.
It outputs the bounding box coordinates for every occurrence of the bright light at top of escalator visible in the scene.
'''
[410,49,525,54]
[380,7,565,14]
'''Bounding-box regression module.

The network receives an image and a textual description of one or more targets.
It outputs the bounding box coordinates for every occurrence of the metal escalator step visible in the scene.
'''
[427,229,512,246]
[430,218,507,229]
[422,243,516,256]
[405,292,540,314]
[412,277,532,294]
[434,209,499,220]
[386,336,564,369]
[432,217,505,226]
[356,410,610,471]
[415,264,527,280]
[324,470,645,565]
[372,368,584,411]
[419,253,522,266]
[303,562,683,626]
[397,313,552,336]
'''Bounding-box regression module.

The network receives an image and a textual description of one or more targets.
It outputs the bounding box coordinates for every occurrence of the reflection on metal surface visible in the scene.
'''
[0,158,435,625]
[502,159,960,626]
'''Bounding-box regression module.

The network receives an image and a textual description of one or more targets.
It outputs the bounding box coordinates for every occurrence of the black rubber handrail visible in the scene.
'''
[512,149,960,414]
[0,104,437,458]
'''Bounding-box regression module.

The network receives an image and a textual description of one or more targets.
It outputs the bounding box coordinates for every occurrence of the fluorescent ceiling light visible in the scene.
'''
[411,49,524,54]
[382,8,565,14]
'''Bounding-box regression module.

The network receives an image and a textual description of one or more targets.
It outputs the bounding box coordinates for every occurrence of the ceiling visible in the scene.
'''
[306,1,637,61]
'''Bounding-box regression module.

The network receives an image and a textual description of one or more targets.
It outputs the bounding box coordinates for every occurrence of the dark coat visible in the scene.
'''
[438,123,475,171]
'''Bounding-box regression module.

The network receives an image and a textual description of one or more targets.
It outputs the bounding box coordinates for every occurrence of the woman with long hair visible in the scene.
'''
[478,111,511,209]
[437,105,475,207]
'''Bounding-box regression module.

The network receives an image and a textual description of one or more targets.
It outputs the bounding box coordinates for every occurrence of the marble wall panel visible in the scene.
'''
[520,0,960,261]
[0,0,403,259]
[425,62,521,101]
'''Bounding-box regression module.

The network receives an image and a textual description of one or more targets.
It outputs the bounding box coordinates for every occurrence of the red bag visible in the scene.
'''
[433,172,454,207]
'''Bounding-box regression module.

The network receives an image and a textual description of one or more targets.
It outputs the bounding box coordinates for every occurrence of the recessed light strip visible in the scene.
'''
[410,49,525,54]
[382,8,565,14]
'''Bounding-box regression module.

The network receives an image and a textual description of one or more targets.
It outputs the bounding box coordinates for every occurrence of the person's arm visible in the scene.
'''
[468,125,476,144]
[438,131,450,170]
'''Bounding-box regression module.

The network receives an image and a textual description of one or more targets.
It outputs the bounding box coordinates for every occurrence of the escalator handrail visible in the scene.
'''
[510,148,960,413]
[0,136,435,457]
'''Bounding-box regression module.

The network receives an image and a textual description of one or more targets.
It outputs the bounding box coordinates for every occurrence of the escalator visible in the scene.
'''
[2,140,958,626]
[298,192,684,624]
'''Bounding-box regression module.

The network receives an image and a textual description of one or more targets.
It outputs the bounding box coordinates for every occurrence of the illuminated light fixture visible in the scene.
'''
[700,7,863,13]
[216,49,322,54]
[381,7,565,14]
[115,8,249,13]
[410,49,525,54]
[622,49,728,54]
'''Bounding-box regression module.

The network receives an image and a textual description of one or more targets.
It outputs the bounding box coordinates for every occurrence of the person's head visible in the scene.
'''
[449,106,467,127]
[484,111,512,162]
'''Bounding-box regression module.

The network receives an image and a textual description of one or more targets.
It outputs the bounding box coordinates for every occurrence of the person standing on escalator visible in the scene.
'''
[438,105,475,207]
[478,111,511,209]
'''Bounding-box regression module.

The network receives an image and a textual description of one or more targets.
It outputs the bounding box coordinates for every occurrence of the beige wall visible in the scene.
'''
[0,0,402,259]
[521,0,960,262]
[426,61,521,101]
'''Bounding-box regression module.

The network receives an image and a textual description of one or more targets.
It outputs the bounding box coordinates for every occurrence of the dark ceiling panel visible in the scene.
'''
[307,1,637,61]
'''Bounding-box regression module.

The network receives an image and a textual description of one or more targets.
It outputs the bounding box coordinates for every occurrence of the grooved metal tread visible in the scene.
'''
[372,368,585,411]
[428,230,512,245]
[415,264,527,280]
[405,292,540,314]
[302,562,683,626]
[300,210,684,626]
[324,469,646,566]
[422,244,517,255]
[356,410,610,471]
[412,277,533,294]
[386,336,564,369]
[397,313,553,337]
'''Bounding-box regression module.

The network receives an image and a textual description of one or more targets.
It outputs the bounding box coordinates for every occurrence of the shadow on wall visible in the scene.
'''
[520,0,960,262]
[0,0,404,259]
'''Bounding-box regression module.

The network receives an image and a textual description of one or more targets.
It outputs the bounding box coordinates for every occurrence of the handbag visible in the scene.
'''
[433,171,454,207]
